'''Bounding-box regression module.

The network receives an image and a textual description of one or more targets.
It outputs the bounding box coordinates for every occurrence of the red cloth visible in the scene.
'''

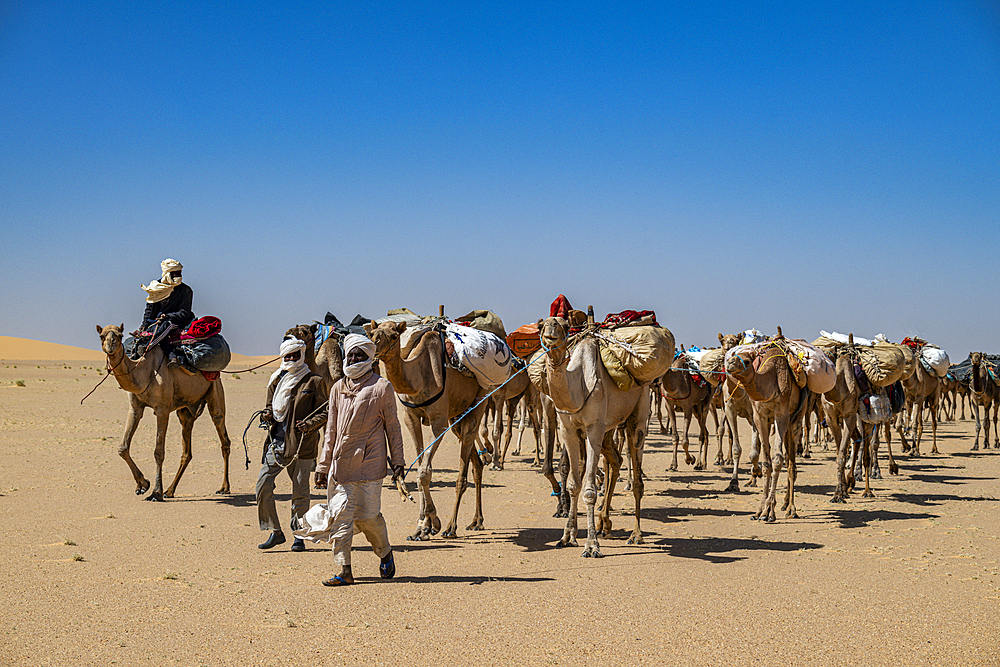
[901,336,926,350]
[550,294,573,319]
[181,316,222,341]
[201,371,221,381]
[601,310,658,328]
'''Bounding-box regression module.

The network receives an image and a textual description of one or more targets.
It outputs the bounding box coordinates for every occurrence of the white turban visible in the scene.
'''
[342,333,376,380]
[141,258,184,303]
[270,337,311,422]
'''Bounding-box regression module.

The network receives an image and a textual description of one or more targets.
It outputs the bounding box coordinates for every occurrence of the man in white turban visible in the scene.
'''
[256,337,328,551]
[137,259,195,369]
[296,333,405,585]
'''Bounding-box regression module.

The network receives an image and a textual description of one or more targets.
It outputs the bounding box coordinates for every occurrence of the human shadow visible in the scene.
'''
[828,508,936,529]
[186,492,257,508]
[651,535,823,564]
[365,574,555,585]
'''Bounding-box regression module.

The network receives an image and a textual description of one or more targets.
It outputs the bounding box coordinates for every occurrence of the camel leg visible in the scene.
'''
[405,412,440,541]
[164,406,196,499]
[765,415,789,523]
[724,398,743,492]
[971,400,981,450]
[992,401,999,448]
[538,396,562,511]
[751,413,772,521]
[912,403,924,457]
[655,389,668,435]
[829,412,849,503]
[861,424,875,498]
[929,394,940,454]
[557,423,583,548]
[626,394,650,544]
[146,409,171,502]
[712,403,725,466]
[514,395,527,457]
[683,409,697,467]
[580,424,606,558]
[555,447,571,518]
[882,419,899,475]
[694,409,708,471]
[205,382,232,494]
[667,403,681,471]
[781,418,800,518]
[596,432,621,537]
[118,395,150,496]
[497,397,519,470]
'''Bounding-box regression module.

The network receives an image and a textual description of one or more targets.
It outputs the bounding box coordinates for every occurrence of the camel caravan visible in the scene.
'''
[94,294,998,558]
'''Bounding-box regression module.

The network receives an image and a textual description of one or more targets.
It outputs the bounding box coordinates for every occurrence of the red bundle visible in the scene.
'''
[181,316,223,341]
[601,310,658,328]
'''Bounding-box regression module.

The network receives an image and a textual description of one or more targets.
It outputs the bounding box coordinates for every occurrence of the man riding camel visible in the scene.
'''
[136,258,196,370]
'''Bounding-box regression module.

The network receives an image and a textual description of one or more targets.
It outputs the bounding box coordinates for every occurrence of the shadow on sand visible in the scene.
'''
[651,535,823,563]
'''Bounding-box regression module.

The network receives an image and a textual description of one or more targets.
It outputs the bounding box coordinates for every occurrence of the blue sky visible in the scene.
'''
[1,1,997,356]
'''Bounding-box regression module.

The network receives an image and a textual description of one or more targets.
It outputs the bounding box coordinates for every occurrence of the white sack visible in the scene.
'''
[446,323,511,387]
[921,347,951,378]
[786,340,837,394]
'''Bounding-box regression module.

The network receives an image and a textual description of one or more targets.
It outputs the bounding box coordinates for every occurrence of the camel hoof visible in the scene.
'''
[872,469,883,480]
[750,515,760,521]
[144,492,164,502]
[430,516,442,534]
[724,480,740,493]
[862,491,875,498]
[667,465,678,472]
[971,444,979,451]
[490,463,503,471]
[802,452,811,459]
[694,463,705,471]
[765,515,776,524]
[889,463,899,475]
[440,529,457,539]
[830,496,847,504]
[215,486,230,495]
[627,534,644,545]
[466,522,485,531]
[659,427,668,435]
[685,456,696,465]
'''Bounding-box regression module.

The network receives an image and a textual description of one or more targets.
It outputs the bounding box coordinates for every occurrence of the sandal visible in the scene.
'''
[379,551,395,579]
[322,575,353,587]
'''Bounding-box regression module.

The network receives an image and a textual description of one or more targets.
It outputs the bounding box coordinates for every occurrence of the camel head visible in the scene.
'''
[284,323,318,347]
[724,346,755,383]
[96,324,125,355]
[539,317,570,365]
[365,321,406,360]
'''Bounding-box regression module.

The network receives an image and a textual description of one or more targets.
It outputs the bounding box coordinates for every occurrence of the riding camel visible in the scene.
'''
[539,317,668,557]
[96,324,231,501]
[724,328,808,522]
[659,353,715,472]
[969,352,1000,450]
[365,320,489,540]
[820,344,865,502]
[716,333,761,492]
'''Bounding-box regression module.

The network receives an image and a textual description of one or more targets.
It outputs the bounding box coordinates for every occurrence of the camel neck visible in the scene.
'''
[379,346,422,397]
[545,350,586,414]
[107,347,144,394]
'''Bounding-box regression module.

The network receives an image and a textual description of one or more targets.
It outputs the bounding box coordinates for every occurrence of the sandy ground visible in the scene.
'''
[1,346,999,666]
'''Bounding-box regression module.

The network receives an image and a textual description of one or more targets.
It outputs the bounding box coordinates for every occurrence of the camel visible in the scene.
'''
[821,345,864,502]
[724,329,808,522]
[365,320,489,540]
[894,356,941,456]
[659,354,715,471]
[941,373,970,421]
[523,349,571,516]
[716,333,761,492]
[96,324,231,501]
[539,317,666,557]
[969,352,1000,450]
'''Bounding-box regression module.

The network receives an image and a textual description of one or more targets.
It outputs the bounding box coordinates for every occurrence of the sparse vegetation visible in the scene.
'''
[64,538,76,546]
[162,572,178,580]
[72,554,84,562]
[14,380,25,387]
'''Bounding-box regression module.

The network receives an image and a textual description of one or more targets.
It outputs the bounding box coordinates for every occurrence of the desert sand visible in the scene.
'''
[1,339,998,666]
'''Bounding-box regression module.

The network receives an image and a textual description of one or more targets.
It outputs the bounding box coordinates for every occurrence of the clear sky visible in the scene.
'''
[1,1,997,356]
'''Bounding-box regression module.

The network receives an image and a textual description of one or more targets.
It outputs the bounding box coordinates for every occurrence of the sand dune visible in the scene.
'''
[0,335,277,368]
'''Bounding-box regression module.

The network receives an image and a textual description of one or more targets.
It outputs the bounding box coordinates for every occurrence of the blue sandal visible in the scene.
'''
[322,575,353,587]
[379,552,395,579]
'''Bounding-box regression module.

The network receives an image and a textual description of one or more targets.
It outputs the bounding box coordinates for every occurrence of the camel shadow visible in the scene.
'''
[907,473,995,486]
[642,506,754,525]
[508,527,573,552]
[952,450,1000,458]
[888,492,997,506]
[828,508,936,528]
[187,492,257,508]
[651,536,823,563]
[792,483,837,496]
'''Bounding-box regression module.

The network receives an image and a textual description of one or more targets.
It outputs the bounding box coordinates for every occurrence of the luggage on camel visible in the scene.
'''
[857,344,906,388]
[696,348,727,386]
[601,310,658,328]
[594,324,675,390]
[859,391,892,424]
[920,347,950,378]
[506,323,541,359]
[455,309,507,338]
[549,295,587,328]
[177,316,231,372]
[784,340,837,394]
[444,323,512,387]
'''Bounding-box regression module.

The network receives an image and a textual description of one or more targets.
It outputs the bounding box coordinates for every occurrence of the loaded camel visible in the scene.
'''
[895,354,941,457]
[969,352,1000,450]
[283,323,344,393]
[659,353,715,471]
[724,328,809,522]
[539,317,670,557]
[821,343,865,502]
[96,324,231,501]
[478,361,540,470]
[366,320,489,540]
[716,333,761,492]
